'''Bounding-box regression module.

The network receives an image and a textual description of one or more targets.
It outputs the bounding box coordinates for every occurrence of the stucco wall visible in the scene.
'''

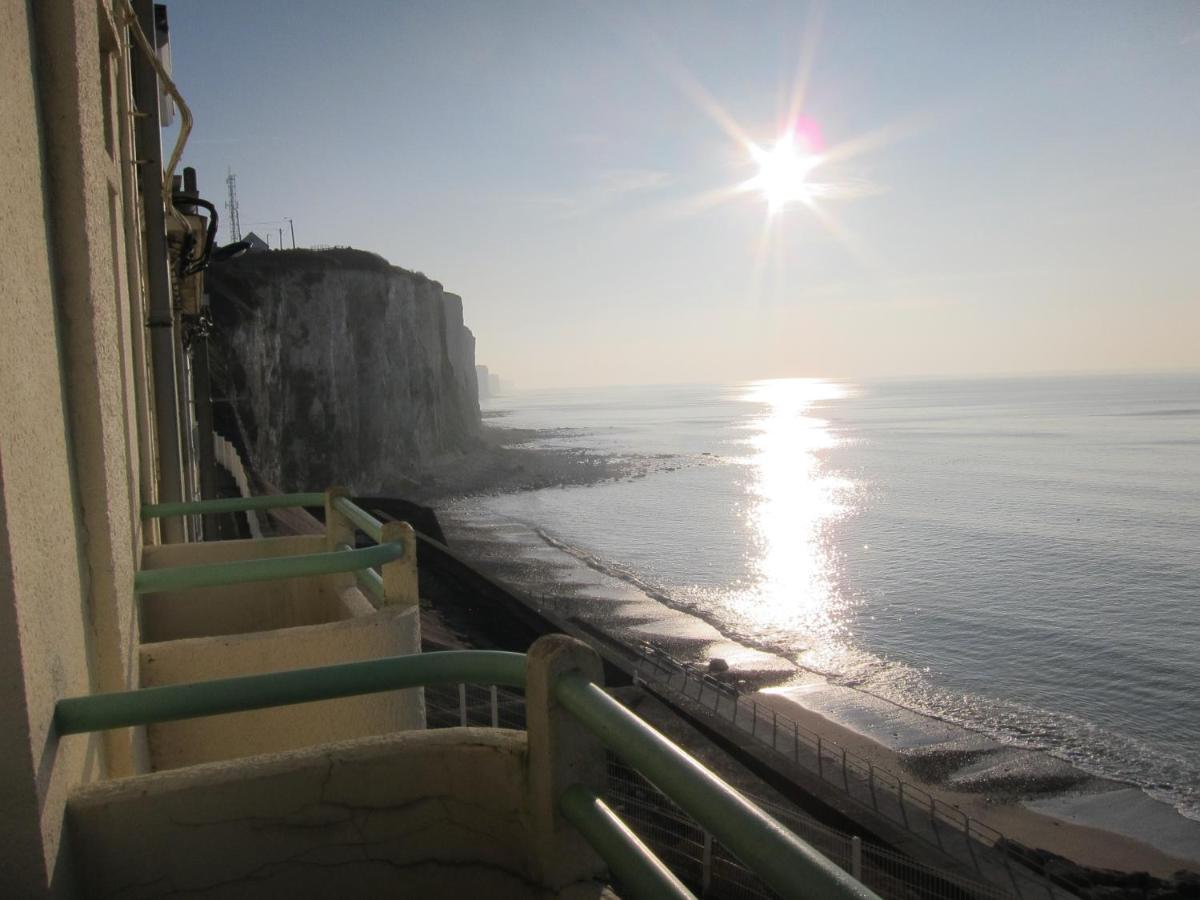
[141,606,423,769]
[35,0,148,782]
[1,1,161,892]
[68,729,610,899]
[139,535,362,642]
[0,2,105,895]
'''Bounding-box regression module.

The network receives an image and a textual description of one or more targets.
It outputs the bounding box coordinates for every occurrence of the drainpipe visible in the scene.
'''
[131,0,185,542]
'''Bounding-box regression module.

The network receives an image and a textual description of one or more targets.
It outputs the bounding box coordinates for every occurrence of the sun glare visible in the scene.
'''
[744,133,822,213]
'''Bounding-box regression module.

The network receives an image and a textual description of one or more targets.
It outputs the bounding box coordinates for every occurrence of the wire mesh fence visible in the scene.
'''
[425,681,527,730]
[424,679,1020,900]
[635,646,1070,899]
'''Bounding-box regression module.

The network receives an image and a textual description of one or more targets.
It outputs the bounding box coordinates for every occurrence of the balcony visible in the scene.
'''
[56,495,878,899]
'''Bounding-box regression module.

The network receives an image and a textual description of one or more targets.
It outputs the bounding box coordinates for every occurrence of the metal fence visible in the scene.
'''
[424,681,1019,900]
[634,646,1072,900]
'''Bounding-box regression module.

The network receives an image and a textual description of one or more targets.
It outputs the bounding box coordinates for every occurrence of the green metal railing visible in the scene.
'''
[136,493,398,603]
[331,494,384,543]
[560,784,695,899]
[141,493,325,519]
[54,650,526,734]
[555,672,879,900]
[54,649,879,900]
[134,542,402,594]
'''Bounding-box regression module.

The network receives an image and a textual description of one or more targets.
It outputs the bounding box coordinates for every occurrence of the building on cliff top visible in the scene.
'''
[0,2,875,898]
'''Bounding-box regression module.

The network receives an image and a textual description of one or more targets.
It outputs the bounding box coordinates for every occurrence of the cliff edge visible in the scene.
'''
[207,248,480,494]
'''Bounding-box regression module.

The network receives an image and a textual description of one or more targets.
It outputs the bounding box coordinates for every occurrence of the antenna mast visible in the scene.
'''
[224,168,242,242]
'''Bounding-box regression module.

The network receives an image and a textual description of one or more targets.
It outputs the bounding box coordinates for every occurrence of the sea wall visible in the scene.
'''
[207,249,480,494]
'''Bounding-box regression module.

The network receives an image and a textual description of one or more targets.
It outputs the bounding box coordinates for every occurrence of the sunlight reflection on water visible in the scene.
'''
[732,379,859,662]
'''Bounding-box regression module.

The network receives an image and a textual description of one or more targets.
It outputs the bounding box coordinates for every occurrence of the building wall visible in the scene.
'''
[34,0,151,779]
[0,0,157,894]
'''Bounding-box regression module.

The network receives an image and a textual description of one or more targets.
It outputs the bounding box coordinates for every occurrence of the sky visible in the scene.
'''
[168,1,1200,388]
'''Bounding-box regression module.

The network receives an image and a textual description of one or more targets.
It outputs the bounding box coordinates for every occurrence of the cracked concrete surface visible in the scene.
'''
[67,729,611,899]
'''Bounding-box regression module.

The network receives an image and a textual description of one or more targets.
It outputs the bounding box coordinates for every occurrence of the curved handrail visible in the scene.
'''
[54,650,527,735]
[134,542,403,594]
[141,493,325,519]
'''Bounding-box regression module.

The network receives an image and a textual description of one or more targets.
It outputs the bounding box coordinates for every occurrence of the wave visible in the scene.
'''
[527,522,1198,822]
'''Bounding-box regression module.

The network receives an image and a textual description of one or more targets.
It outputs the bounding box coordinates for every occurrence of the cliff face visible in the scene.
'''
[207,249,480,494]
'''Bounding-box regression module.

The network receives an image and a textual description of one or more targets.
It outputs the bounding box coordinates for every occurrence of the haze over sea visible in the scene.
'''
[462,374,1200,820]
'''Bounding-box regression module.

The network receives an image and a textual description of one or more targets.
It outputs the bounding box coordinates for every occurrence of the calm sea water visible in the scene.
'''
[469,374,1200,819]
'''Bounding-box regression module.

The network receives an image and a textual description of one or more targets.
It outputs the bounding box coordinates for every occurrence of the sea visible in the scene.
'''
[450,374,1200,823]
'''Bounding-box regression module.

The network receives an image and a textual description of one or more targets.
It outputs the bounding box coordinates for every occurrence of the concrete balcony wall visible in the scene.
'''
[67,729,612,899]
[140,605,423,770]
[134,534,425,770]
[139,535,360,642]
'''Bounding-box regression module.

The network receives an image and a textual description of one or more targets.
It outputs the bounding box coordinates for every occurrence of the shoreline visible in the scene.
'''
[421,423,1200,878]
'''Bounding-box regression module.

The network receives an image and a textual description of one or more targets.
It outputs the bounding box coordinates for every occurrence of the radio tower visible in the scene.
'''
[224,168,242,242]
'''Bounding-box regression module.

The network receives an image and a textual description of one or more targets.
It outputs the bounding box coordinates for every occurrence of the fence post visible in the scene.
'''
[930,797,943,849]
[490,684,499,728]
[817,736,824,779]
[964,817,981,872]
[868,764,878,810]
[898,781,909,828]
[793,722,799,762]
[751,701,758,737]
[842,747,850,792]
[701,830,714,897]
[851,835,862,881]
[772,710,778,748]
[458,683,468,726]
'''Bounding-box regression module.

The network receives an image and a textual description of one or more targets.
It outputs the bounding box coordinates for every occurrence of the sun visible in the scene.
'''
[743,133,822,213]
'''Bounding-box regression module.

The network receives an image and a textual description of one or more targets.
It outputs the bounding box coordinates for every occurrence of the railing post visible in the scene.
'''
[458,683,468,726]
[772,710,778,748]
[842,747,850,791]
[490,684,499,728]
[898,782,910,828]
[868,764,878,810]
[851,835,862,881]
[379,520,418,607]
[324,486,354,551]
[751,701,758,737]
[930,797,943,849]
[701,830,713,897]
[817,736,824,778]
[793,722,799,762]
[526,635,607,889]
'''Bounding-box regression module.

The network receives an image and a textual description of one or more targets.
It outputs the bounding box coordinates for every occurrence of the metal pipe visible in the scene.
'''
[134,542,402,594]
[55,650,527,735]
[353,564,385,604]
[559,785,696,900]
[142,492,325,518]
[331,495,384,543]
[554,673,881,900]
[128,0,184,541]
